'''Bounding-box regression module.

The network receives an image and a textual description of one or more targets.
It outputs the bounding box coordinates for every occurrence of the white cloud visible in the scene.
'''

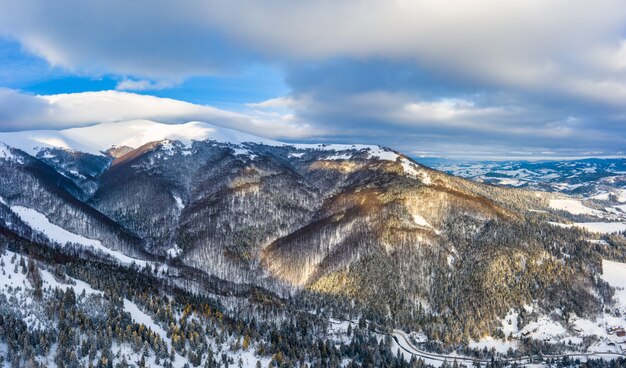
[0,89,320,139]
[0,89,623,158]
[402,99,503,124]
[1,0,626,106]
[246,96,296,110]
[115,79,173,91]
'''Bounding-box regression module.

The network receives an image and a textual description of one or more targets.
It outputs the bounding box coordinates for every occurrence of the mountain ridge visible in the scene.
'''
[0,119,397,158]
[1,119,624,352]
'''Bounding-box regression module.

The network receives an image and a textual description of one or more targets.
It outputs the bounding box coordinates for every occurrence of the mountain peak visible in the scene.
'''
[0,119,403,163]
[0,119,282,156]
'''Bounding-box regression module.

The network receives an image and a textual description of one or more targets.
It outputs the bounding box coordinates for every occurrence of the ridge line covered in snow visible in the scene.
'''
[0,120,280,156]
[0,119,403,163]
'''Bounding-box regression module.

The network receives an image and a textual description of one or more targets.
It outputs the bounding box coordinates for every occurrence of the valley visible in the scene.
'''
[0,121,626,367]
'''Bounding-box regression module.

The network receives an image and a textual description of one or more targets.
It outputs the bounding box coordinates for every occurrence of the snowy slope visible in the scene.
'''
[0,143,17,161]
[0,119,400,162]
[0,247,270,368]
[602,259,626,310]
[0,120,280,156]
[10,205,149,267]
[548,221,626,234]
[572,222,626,234]
[549,199,601,216]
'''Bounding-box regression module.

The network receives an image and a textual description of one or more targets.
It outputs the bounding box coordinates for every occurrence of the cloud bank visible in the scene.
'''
[2,0,625,93]
[0,89,317,139]
[1,0,626,157]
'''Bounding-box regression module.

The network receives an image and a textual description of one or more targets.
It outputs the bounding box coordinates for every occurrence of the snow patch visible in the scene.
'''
[617,189,626,203]
[0,144,14,160]
[288,143,400,162]
[166,245,183,258]
[602,259,626,311]
[591,192,611,201]
[401,159,432,184]
[572,222,626,234]
[173,195,184,210]
[520,315,566,341]
[11,206,102,248]
[547,222,572,229]
[366,147,399,161]
[413,214,431,227]
[10,205,149,267]
[325,153,353,160]
[123,298,168,341]
[232,147,258,159]
[547,221,626,234]
[549,199,601,216]
[468,338,516,354]
[494,178,524,186]
[469,309,520,353]
[413,214,440,234]
[160,140,176,155]
[40,269,102,297]
[0,143,22,163]
[614,204,626,212]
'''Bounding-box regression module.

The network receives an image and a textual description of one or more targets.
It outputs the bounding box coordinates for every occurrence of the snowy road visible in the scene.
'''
[327,318,626,367]
[390,328,626,367]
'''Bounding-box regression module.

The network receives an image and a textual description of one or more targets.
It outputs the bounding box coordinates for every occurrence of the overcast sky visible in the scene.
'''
[0,0,625,158]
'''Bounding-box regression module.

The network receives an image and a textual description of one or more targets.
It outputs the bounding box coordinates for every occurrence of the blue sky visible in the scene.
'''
[0,0,625,159]
[0,38,288,109]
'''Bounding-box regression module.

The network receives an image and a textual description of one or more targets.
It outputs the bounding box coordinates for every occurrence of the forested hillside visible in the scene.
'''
[1,121,626,367]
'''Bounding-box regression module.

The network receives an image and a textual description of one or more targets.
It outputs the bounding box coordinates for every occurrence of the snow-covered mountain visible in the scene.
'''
[2,120,626,367]
[0,120,280,156]
[0,119,397,158]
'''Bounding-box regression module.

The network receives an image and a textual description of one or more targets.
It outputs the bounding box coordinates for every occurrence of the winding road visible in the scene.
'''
[328,318,626,367]
[391,328,626,367]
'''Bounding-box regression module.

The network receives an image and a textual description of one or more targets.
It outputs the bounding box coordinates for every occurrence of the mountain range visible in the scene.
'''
[1,120,626,367]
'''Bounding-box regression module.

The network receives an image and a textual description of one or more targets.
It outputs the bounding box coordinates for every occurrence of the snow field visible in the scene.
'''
[601,260,626,311]
[548,221,626,234]
[549,199,602,216]
[402,158,432,184]
[573,222,626,234]
[0,143,15,161]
